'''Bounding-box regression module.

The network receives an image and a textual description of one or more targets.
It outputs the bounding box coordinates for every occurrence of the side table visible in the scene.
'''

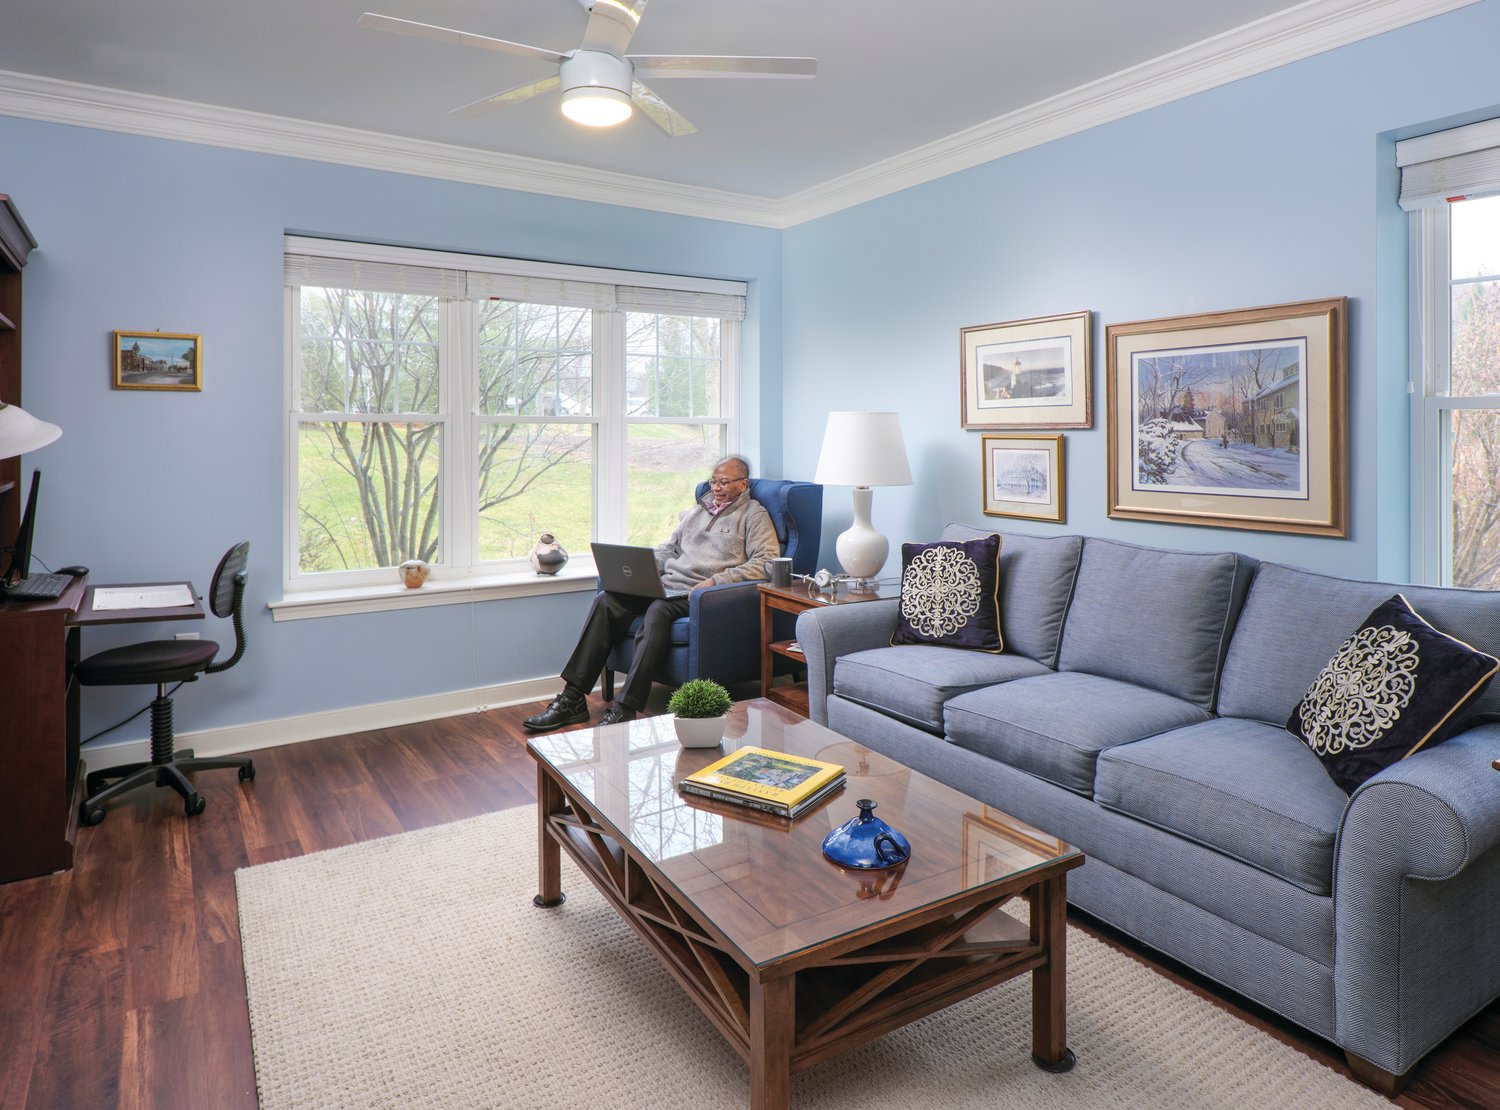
[757,579,898,716]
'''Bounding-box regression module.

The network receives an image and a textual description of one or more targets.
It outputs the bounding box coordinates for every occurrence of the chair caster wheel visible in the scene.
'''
[81,805,106,827]
[239,762,256,782]
[185,793,206,817]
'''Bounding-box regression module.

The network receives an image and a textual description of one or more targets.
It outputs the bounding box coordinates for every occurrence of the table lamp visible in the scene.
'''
[0,398,61,459]
[813,411,912,589]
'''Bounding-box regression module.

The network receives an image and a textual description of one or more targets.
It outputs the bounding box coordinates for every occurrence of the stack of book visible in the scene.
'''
[678,746,845,819]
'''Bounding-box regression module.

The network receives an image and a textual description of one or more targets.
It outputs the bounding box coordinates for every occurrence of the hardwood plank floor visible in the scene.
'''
[0,694,1495,1108]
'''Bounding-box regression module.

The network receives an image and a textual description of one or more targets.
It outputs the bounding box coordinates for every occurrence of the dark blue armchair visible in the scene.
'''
[601,477,822,702]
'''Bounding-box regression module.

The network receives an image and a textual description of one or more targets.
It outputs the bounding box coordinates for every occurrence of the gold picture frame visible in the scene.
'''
[960,310,1091,429]
[113,330,202,392]
[982,433,1065,523]
[1105,298,1346,536]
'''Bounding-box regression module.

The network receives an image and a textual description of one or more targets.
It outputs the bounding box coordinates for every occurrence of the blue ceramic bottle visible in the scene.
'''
[821,799,911,870]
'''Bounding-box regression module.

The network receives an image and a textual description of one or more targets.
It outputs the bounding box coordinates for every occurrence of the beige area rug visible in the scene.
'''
[236,807,1385,1110]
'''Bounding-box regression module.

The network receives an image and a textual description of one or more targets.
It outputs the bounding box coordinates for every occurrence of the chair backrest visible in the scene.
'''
[693,478,823,575]
[204,541,250,675]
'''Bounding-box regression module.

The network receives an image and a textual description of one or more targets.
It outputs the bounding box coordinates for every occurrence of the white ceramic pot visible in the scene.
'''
[674,715,727,748]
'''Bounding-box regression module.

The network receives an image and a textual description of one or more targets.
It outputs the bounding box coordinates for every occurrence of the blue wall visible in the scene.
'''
[0,114,782,740]
[784,0,1500,582]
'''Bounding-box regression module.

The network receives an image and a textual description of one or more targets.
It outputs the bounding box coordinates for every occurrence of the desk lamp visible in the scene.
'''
[813,411,912,589]
[0,398,61,459]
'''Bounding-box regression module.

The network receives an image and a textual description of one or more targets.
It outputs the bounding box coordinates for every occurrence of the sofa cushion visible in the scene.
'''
[891,535,1003,652]
[941,524,1083,668]
[1288,594,1498,793]
[1095,717,1349,895]
[833,646,1050,733]
[1057,538,1255,711]
[943,672,1211,796]
[1220,562,1500,727]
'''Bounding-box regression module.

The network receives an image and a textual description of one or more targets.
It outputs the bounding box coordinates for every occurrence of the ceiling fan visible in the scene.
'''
[357,0,816,136]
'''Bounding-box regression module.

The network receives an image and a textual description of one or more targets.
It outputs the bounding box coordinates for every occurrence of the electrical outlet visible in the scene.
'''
[175,632,199,640]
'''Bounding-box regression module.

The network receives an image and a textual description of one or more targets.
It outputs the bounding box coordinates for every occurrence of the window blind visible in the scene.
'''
[615,285,746,321]
[283,254,467,298]
[1398,116,1500,210]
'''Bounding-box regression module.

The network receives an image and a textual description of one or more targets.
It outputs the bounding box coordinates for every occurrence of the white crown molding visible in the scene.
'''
[0,68,785,228]
[776,0,1480,226]
[0,0,1478,231]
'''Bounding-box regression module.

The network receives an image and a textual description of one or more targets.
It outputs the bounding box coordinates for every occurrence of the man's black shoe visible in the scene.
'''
[598,703,637,726]
[523,690,589,733]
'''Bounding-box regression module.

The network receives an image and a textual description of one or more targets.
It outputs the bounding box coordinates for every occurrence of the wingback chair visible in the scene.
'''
[601,477,822,701]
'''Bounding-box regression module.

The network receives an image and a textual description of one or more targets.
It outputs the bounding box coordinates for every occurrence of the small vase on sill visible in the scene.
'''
[530,533,568,576]
[398,559,430,589]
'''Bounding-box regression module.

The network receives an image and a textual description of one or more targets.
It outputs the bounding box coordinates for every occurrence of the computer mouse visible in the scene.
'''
[58,565,89,577]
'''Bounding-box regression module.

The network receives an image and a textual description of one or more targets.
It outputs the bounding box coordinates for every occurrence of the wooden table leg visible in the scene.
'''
[1031,874,1075,1072]
[759,593,774,698]
[749,973,795,1110]
[533,765,566,909]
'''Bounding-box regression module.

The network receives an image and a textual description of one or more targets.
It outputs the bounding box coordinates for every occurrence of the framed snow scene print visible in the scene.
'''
[961,311,1091,429]
[982,433,1065,523]
[1106,298,1346,537]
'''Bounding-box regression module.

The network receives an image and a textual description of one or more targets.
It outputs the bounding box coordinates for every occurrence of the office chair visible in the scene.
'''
[78,541,255,825]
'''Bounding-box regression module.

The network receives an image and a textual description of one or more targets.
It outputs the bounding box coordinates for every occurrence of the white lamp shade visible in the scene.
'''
[0,401,62,460]
[812,411,913,487]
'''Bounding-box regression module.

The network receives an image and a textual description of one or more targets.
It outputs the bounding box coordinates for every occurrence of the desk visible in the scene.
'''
[0,579,202,883]
[757,579,898,717]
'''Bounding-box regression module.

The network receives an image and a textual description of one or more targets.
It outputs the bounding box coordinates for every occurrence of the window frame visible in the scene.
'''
[278,238,743,610]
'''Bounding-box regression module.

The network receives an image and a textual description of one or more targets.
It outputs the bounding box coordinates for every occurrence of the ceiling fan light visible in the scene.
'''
[560,86,633,127]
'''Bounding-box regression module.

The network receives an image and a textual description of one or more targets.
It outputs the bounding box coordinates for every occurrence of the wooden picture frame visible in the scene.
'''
[960,310,1091,429]
[113,331,202,391]
[982,433,1065,523]
[1106,298,1347,537]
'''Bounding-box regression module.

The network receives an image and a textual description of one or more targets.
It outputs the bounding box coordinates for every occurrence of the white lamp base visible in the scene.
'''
[835,485,888,586]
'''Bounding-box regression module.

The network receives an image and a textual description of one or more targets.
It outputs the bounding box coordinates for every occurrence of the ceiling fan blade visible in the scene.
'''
[452,75,563,117]
[579,0,649,56]
[628,55,816,79]
[630,81,696,137]
[357,13,566,65]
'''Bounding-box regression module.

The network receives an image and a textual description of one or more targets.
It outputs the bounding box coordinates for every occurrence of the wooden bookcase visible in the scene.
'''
[0,194,38,541]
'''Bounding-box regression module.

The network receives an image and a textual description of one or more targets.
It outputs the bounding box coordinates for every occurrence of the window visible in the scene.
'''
[1403,120,1500,586]
[284,240,744,591]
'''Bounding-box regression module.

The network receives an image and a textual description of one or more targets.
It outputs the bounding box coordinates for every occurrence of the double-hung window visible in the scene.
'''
[1403,121,1500,587]
[284,239,744,595]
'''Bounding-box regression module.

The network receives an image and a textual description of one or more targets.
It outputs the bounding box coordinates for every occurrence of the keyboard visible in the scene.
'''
[4,571,72,601]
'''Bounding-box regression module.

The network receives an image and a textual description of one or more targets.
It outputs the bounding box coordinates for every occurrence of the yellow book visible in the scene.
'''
[679,746,844,812]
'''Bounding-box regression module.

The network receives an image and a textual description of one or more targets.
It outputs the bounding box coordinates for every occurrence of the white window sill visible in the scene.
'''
[268,564,599,621]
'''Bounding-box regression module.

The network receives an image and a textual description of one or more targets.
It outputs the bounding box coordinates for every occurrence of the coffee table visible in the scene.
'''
[528,698,1083,1109]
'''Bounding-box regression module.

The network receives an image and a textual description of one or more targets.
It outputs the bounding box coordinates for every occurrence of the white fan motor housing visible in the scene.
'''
[560,50,632,95]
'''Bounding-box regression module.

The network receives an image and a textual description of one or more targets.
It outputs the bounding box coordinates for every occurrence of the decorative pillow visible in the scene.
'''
[1287,594,1499,793]
[890,536,1003,652]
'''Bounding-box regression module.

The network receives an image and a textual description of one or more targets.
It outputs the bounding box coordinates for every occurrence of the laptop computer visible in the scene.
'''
[590,543,687,600]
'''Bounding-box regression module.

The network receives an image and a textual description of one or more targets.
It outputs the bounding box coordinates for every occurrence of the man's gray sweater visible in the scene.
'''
[654,489,782,593]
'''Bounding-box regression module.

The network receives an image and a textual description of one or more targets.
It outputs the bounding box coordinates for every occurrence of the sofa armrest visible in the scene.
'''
[1333,725,1500,1074]
[795,598,900,725]
[686,580,762,686]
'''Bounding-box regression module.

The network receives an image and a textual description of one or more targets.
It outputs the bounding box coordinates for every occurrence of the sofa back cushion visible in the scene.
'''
[940,524,1082,668]
[1220,562,1500,726]
[1057,538,1257,711]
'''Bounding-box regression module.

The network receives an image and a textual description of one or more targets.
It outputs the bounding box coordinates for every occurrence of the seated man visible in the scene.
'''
[524,455,782,732]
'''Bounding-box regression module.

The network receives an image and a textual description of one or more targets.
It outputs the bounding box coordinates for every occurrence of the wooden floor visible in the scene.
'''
[1,694,1496,1109]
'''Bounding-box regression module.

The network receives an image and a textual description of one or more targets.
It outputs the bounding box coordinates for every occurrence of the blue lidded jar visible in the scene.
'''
[821,799,911,870]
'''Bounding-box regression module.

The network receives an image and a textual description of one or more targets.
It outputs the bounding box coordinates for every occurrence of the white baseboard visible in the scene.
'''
[82,675,568,773]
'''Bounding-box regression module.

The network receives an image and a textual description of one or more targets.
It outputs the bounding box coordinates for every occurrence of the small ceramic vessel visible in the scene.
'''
[821,798,911,870]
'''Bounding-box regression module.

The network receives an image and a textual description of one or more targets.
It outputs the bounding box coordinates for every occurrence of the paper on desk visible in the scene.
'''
[92,584,195,610]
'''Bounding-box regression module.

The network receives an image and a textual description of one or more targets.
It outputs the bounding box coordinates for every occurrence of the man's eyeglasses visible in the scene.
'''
[708,475,747,487]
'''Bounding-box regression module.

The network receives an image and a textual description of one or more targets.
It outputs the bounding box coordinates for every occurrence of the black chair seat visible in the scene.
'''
[77,638,221,686]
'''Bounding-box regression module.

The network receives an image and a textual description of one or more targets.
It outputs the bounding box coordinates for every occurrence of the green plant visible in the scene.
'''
[668,678,732,719]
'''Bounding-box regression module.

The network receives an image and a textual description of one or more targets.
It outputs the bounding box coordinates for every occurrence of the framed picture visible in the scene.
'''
[960,310,1091,429]
[982,433,1065,523]
[113,331,202,391]
[1105,298,1346,537]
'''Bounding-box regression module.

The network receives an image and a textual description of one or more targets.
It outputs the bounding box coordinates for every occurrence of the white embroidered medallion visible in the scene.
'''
[1299,625,1420,755]
[901,546,982,639]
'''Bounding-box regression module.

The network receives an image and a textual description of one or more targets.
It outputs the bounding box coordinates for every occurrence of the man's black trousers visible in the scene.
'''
[560,590,692,710]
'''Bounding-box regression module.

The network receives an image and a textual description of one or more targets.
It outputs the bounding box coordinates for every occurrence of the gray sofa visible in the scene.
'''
[796,523,1500,1093]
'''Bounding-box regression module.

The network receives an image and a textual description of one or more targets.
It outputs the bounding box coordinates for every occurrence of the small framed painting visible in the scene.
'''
[1105,297,1346,536]
[960,310,1091,429]
[982,433,1065,523]
[113,331,202,391]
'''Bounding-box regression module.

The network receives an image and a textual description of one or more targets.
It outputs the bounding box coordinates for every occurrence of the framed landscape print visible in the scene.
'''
[1105,298,1346,536]
[982,433,1065,523]
[960,310,1091,429]
[113,330,202,391]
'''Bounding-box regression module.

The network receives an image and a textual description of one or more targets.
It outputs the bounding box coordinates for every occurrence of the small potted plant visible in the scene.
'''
[668,678,733,748]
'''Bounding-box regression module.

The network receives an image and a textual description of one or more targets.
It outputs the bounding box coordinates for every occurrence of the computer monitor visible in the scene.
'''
[2,468,40,586]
